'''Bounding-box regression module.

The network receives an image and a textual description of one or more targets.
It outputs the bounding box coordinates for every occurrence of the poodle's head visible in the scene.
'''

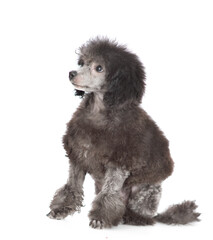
[69,38,146,106]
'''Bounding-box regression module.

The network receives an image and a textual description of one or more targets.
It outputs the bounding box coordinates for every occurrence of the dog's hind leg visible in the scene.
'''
[47,162,86,220]
[123,183,162,225]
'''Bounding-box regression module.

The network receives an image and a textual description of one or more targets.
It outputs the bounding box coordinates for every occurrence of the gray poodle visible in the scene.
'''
[47,38,200,228]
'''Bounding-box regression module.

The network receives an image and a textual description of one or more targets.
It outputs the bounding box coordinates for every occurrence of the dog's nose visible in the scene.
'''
[69,71,77,80]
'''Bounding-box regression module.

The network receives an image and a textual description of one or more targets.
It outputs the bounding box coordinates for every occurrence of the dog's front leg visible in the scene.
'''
[47,162,86,220]
[89,168,129,229]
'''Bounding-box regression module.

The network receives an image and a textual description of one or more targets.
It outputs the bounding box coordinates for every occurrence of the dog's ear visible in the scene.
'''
[74,89,85,98]
[103,63,145,106]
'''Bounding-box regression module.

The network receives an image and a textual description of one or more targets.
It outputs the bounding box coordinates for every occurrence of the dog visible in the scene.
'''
[47,38,200,228]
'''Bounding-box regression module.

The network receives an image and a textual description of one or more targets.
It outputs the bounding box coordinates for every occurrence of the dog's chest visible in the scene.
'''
[79,141,91,159]
[72,128,110,169]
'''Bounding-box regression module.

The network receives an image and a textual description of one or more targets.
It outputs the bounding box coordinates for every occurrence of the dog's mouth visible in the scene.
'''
[72,83,89,89]
[72,82,101,93]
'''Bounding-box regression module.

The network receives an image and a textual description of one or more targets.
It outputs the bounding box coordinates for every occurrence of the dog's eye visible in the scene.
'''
[78,59,84,67]
[96,65,103,73]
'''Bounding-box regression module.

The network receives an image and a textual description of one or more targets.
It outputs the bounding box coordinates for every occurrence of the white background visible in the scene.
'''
[0,0,213,239]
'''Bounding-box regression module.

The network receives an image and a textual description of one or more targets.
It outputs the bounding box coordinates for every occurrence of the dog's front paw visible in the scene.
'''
[88,209,108,229]
[89,219,105,229]
[47,207,74,220]
[48,184,84,220]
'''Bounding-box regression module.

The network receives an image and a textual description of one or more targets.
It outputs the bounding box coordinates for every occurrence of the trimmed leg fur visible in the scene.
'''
[89,168,129,229]
[123,184,161,226]
[47,184,84,220]
[47,162,85,220]
[89,192,126,228]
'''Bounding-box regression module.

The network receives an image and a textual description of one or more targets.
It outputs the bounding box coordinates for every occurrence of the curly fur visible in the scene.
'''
[154,201,200,225]
[47,37,200,228]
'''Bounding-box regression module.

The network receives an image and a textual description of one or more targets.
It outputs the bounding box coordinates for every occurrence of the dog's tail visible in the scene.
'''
[123,200,200,226]
[154,200,200,225]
